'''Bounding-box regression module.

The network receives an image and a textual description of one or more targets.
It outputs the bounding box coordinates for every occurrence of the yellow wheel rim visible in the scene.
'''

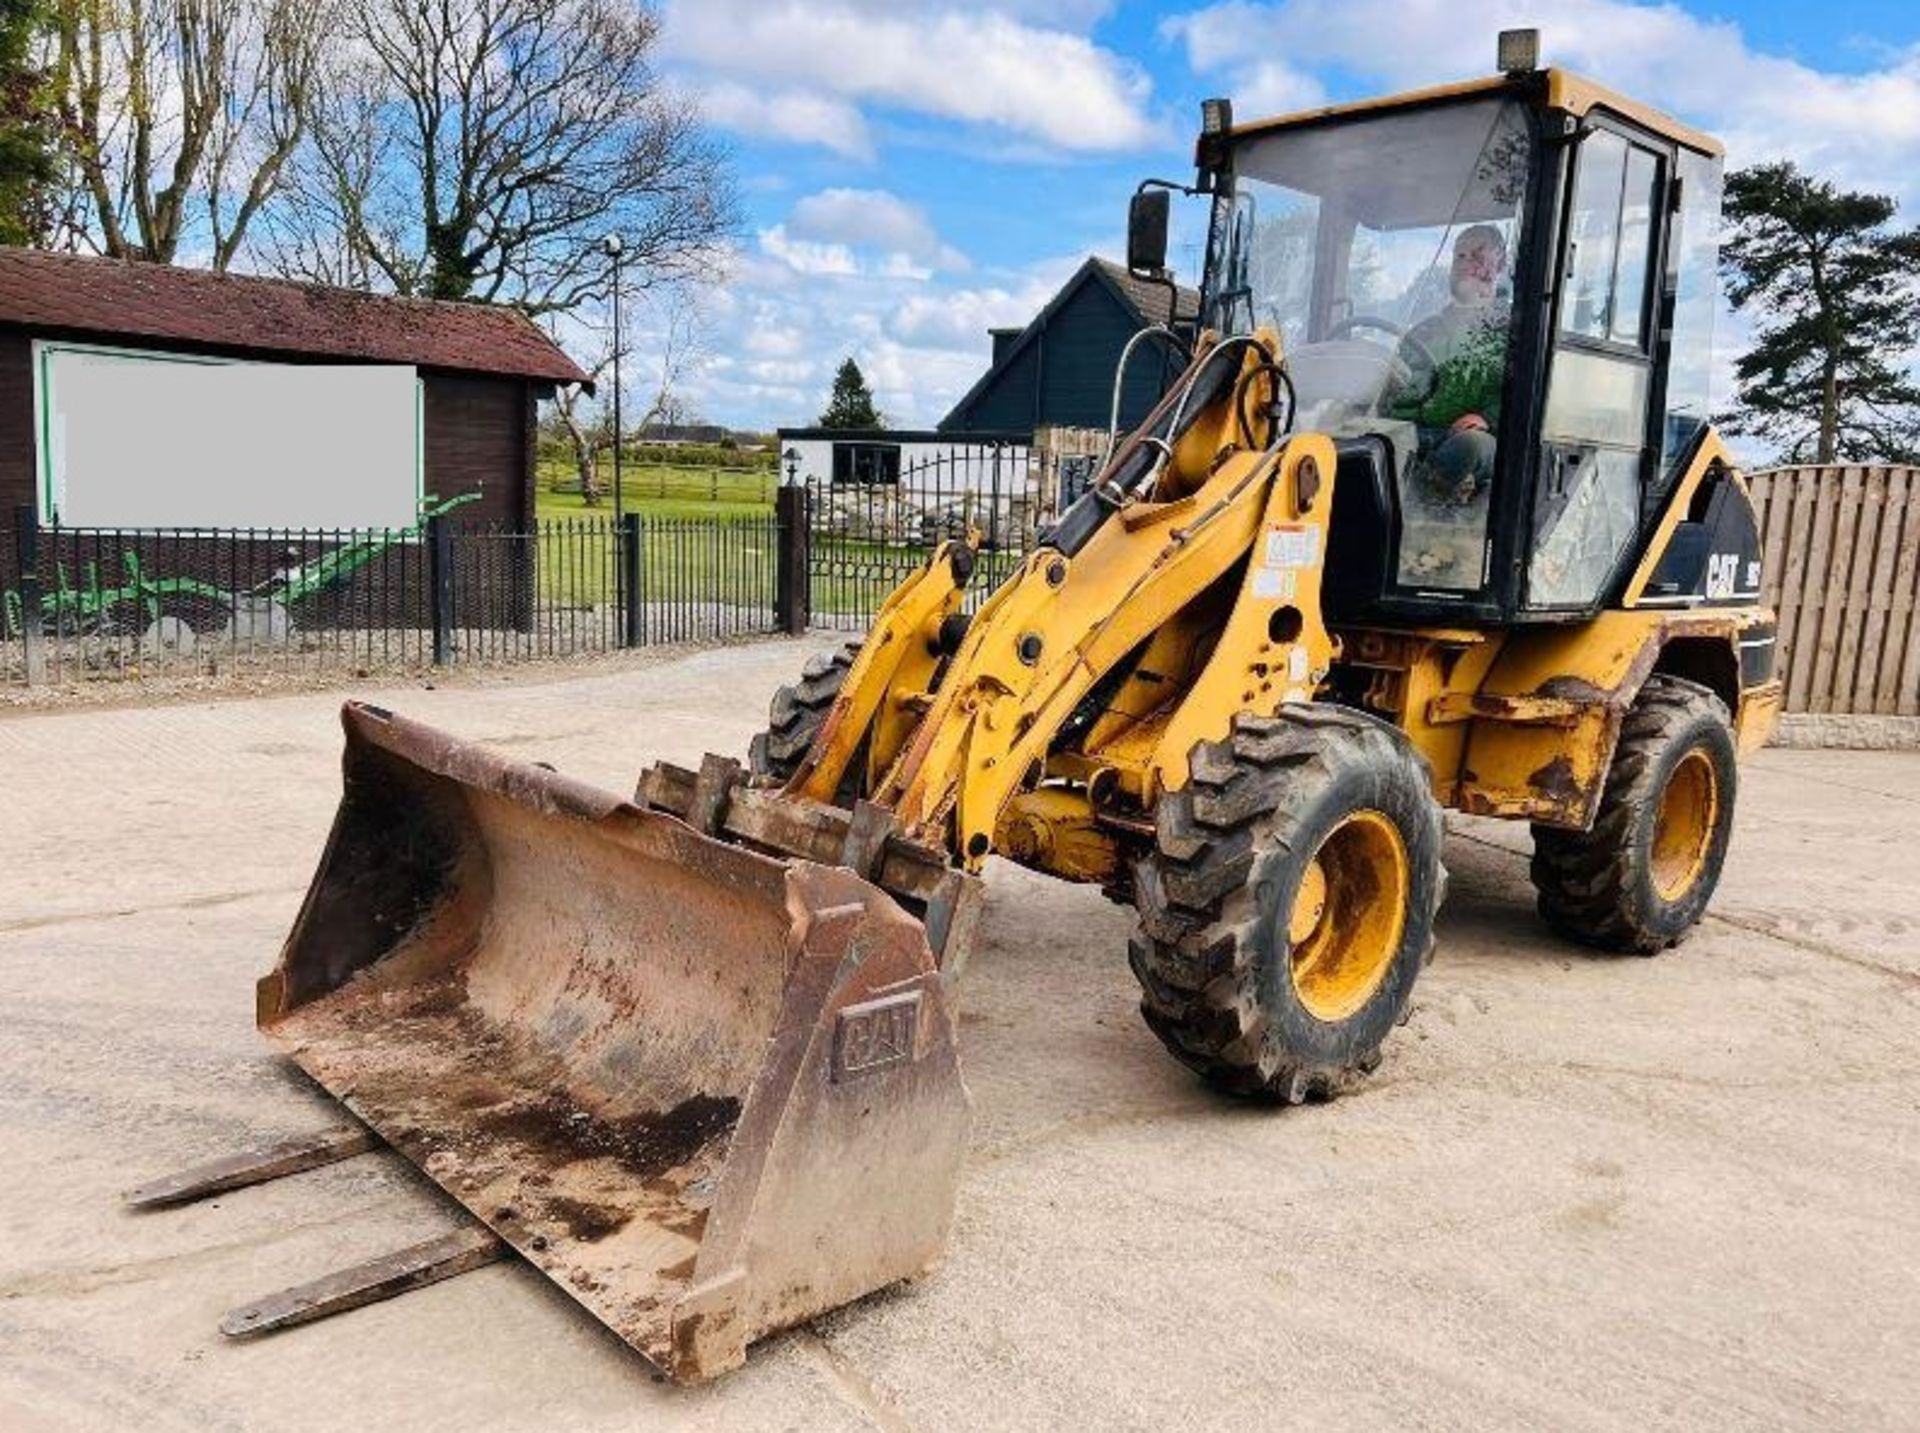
[1287,810,1409,1023]
[1650,748,1718,902]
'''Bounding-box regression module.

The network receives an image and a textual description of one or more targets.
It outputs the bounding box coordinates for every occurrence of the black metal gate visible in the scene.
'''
[805,443,1066,630]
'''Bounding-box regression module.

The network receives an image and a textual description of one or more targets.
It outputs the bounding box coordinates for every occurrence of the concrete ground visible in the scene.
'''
[1,637,1916,1432]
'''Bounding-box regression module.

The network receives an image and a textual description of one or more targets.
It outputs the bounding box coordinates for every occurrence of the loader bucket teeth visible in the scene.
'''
[257,701,971,1382]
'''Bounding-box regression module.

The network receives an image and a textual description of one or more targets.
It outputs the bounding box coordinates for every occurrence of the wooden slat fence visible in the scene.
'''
[1747,465,1920,715]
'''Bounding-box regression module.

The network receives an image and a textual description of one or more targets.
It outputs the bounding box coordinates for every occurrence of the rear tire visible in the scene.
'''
[748,640,861,785]
[1129,707,1446,1102]
[1530,674,1736,954]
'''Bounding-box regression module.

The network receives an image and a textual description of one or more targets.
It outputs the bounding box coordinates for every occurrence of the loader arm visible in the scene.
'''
[833,411,1339,869]
[788,538,974,804]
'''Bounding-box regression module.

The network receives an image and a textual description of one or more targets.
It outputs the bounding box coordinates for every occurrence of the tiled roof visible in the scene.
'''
[1094,258,1201,325]
[0,247,588,384]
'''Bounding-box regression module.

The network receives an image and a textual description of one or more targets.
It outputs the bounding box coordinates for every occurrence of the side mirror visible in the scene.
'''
[1127,189,1170,277]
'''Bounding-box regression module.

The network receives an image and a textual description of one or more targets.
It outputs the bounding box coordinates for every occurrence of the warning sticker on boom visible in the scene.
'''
[1262,523,1319,570]
[1252,522,1318,600]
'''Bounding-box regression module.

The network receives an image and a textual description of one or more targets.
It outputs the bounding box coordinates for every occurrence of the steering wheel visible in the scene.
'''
[1326,315,1440,409]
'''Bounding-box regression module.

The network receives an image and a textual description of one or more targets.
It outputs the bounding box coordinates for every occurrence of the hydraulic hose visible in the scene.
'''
[1046,333,1269,558]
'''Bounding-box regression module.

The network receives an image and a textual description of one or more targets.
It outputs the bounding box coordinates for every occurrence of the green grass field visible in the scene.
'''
[527,459,1023,617]
[525,506,952,617]
[529,460,780,611]
[528,521,939,617]
[534,460,776,520]
[526,509,776,610]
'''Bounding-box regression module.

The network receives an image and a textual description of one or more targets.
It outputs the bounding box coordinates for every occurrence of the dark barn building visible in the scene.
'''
[0,247,586,527]
[940,257,1198,435]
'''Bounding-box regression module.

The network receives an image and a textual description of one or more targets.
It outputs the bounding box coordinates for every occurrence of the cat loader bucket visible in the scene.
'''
[252,701,975,1382]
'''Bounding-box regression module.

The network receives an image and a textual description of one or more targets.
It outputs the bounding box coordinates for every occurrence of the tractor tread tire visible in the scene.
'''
[1129,706,1446,1103]
[748,641,861,783]
[1529,674,1736,955]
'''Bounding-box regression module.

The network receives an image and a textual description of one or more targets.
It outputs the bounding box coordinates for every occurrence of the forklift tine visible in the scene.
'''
[125,1126,379,1209]
[219,1227,504,1338]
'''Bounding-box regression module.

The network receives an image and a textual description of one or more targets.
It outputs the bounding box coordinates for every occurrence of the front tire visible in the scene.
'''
[747,640,861,786]
[1129,707,1446,1102]
[1530,674,1737,954]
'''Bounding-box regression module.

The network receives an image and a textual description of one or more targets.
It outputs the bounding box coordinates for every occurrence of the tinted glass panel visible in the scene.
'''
[831,443,901,485]
[1560,131,1660,349]
[1562,131,1627,342]
[1216,99,1536,595]
[1529,447,1643,606]
[1532,129,1666,611]
[1660,152,1723,483]
[1611,146,1660,345]
[1543,347,1650,447]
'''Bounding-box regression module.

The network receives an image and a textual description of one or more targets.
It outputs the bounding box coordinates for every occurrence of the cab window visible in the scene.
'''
[1214,98,1537,598]
[1528,127,1663,609]
[1658,151,1723,489]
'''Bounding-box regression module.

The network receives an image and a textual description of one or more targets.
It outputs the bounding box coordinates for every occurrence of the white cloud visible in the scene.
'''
[1162,7,1326,114]
[889,274,1062,349]
[758,190,972,283]
[653,238,1094,430]
[1164,0,1920,203]
[839,0,1120,23]
[664,0,1160,154]
[788,188,970,272]
[743,321,809,359]
[757,225,860,275]
[1223,60,1328,117]
[700,82,875,160]
[745,357,820,386]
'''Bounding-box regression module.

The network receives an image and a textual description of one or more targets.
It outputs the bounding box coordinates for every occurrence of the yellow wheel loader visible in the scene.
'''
[145,41,1780,1383]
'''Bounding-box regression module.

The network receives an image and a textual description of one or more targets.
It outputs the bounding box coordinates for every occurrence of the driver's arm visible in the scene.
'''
[1383,325,1440,421]
[1450,313,1510,431]
[1411,323,1506,432]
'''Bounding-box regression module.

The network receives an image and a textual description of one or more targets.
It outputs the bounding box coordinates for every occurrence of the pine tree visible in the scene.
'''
[817,357,883,429]
[1720,161,1920,463]
[0,0,53,246]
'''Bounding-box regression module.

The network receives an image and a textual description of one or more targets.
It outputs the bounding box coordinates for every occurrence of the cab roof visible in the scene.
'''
[1224,69,1724,159]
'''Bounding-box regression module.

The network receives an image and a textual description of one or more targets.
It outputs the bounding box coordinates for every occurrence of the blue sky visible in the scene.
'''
[641,0,1920,431]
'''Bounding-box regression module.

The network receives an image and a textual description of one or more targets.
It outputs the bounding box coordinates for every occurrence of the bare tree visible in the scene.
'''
[630,283,712,434]
[251,57,398,288]
[47,0,326,265]
[273,0,734,315]
[200,0,323,268]
[550,346,614,505]
[547,283,712,507]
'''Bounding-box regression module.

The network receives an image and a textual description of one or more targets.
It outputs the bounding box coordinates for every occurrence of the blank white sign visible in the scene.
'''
[36,343,421,529]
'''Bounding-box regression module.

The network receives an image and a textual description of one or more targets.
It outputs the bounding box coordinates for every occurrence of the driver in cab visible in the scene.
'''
[1388,223,1510,508]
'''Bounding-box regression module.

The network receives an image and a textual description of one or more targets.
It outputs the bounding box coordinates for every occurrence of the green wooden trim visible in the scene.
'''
[415,377,426,505]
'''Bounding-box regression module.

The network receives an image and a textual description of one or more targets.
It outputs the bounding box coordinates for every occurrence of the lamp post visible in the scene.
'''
[603,232,625,524]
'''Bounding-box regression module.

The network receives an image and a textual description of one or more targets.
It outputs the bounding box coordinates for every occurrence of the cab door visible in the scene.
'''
[1526,122,1670,611]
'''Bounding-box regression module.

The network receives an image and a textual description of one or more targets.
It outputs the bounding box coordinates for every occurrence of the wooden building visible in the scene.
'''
[939,258,1198,435]
[0,248,586,530]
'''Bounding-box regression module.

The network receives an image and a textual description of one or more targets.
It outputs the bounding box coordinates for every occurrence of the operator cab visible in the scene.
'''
[1136,44,1730,626]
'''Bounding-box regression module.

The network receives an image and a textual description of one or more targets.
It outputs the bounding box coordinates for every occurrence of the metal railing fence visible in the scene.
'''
[4,444,1098,688]
[803,443,1086,631]
[2,509,783,687]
